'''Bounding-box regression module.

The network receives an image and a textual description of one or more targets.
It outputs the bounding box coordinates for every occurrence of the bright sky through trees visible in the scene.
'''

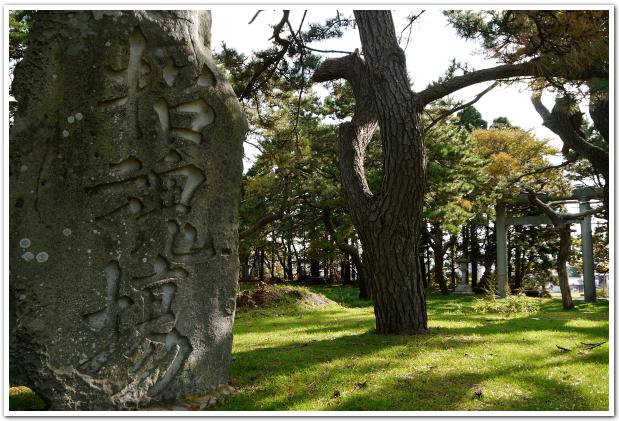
[211,8,567,169]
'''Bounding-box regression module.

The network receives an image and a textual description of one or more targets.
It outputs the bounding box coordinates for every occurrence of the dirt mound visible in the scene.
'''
[236,284,334,309]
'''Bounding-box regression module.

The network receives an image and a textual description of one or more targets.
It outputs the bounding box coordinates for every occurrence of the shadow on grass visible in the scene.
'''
[220,322,607,410]
[216,290,608,411]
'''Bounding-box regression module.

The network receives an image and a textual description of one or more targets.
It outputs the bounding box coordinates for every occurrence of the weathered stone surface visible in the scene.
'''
[9,11,246,410]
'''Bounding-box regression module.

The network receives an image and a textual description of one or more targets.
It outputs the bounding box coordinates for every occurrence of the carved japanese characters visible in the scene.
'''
[10,11,246,410]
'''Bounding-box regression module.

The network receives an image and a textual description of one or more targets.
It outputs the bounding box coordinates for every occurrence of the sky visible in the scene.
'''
[209,7,612,221]
[210,8,569,169]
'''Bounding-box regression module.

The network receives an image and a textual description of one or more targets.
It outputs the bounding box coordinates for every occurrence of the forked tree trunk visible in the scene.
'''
[313,11,427,334]
[311,8,595,332]
[557,226,574,310]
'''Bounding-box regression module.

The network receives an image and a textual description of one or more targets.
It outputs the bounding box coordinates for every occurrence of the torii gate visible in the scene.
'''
[495,186,604,301]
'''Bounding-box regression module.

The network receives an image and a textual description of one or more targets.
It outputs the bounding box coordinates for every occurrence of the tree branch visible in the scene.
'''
[239,11,292,101]
[425,81,498,132]
[239,176,292,239]
[312,52,377,210]
[248,10,263,25]
[526,189,606,228]
[238,208,286,240]
[417,61,544,105]
[416,56,607,106]
[507,158,575,187]
[530,91,609,181]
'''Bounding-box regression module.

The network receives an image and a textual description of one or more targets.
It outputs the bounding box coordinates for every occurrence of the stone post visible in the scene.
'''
[579,199,596,302]
[453,257,473,295]
[10,11,246,409]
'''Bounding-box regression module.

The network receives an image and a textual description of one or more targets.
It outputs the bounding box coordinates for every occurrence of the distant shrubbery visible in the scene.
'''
[236,283,333,310]
[472,291,541,315]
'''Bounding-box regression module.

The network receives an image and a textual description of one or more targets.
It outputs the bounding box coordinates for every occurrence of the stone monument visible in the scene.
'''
[453,257,473,294]
[9,11,246,410]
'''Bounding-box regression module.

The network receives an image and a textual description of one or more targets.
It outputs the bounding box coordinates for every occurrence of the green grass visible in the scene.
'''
[9,285,609,411]
[9,386,47,410]
[215,285,609,411]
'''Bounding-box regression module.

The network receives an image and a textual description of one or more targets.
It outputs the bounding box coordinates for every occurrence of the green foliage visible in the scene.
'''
[321,81,355,120]
[444,10,608,84]
[9,11,34,62]
[471,127,567,198]
[456,106,487,131]
[9,386,46,411]
[304,14,355,43]
[472,292,541,315]
[490,116,512,129]
[424,120,488,232]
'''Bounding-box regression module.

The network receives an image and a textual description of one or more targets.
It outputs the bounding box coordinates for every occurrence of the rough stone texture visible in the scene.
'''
[9,11,246,410]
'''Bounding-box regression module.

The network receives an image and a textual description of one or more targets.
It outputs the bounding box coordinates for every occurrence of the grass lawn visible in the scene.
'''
[214,285,609,411]
[9,285,609,411]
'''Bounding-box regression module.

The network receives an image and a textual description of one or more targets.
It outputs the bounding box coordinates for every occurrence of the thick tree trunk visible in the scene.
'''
[362,230,427,334]
[557,226,575,310]
[313,11,428,333]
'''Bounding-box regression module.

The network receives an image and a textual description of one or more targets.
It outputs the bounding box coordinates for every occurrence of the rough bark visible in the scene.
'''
[313,11,427,334]
[587,80,609,143]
